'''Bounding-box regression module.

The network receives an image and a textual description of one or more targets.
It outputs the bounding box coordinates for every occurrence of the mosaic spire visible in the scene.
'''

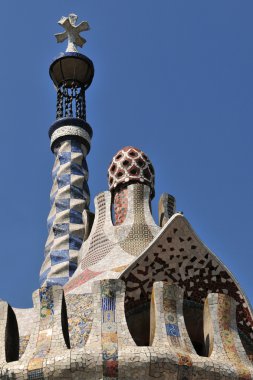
[40,15,94,287]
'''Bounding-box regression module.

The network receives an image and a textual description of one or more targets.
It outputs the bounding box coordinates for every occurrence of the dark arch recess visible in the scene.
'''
[61,294,70,349]
[125,299,150,346]
[5,305,19,362]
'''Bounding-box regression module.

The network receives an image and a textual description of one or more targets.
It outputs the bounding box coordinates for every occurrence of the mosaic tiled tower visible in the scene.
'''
[40,14,94,287]
[0,14,252,380]
[108,146,155,226]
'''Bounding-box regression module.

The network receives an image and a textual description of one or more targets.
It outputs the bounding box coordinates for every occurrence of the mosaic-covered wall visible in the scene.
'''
[0,279,252,379]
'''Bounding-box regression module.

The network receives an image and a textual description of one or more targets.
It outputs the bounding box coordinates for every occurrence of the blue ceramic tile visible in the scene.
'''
[59,151,71,165]
[50,250,69,265]
[102,297,116,311]
[69,260,77,277]
[47,215,56,232]
[69,234,82,250]
[71,162,84,176]
[165,323,180,337]
[46,277,69,287]
[55,198,70,213]
[70,185,84,199]
[70,209,83,224]
[53,223,69,237]
[71,140,82,153]
[39,268,51,286]
[57,174,70,188]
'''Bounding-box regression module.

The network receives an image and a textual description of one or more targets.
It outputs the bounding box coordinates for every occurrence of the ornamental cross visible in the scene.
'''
[55,13,90,53]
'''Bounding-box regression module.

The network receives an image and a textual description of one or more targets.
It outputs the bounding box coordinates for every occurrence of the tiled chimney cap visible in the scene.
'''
[108,146,155,198]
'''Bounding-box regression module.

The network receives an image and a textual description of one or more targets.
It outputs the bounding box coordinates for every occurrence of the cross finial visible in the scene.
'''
[55,13,90,53]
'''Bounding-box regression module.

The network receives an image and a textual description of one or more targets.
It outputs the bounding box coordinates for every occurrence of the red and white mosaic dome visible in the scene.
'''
[108,146,155,198]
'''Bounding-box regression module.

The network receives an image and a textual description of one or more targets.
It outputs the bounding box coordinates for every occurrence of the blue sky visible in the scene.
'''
[0,0,252,308]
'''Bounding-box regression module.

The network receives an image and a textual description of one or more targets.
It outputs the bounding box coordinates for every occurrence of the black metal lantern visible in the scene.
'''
[49,52,94,121]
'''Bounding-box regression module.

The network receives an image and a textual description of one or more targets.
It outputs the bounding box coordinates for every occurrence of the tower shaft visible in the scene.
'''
[40,139,90,287]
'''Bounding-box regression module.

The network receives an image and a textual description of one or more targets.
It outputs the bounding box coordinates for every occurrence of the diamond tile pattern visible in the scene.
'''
[39,140,90,287]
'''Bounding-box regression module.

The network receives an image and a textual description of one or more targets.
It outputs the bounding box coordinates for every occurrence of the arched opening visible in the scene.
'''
[5,305,19,362]
[183,300,207,357]
[61,295,70,349]
[238,329,253,363]
[125,300,150,346]
[111,200,115,225]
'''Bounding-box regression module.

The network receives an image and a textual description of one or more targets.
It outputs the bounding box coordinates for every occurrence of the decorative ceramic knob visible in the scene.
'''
[108,146,155,198]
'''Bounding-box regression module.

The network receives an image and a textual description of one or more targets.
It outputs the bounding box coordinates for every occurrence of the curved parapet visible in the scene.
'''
[87,279,136,378]
[0,286,71,378]
[0,281,252,378]
[120,213,253,351]
[150,281,195,354]
[65,293,93,349]
[149,281,253,379]
[0,293,40,377]
[13,306,37,360]
[204,293,253,378]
